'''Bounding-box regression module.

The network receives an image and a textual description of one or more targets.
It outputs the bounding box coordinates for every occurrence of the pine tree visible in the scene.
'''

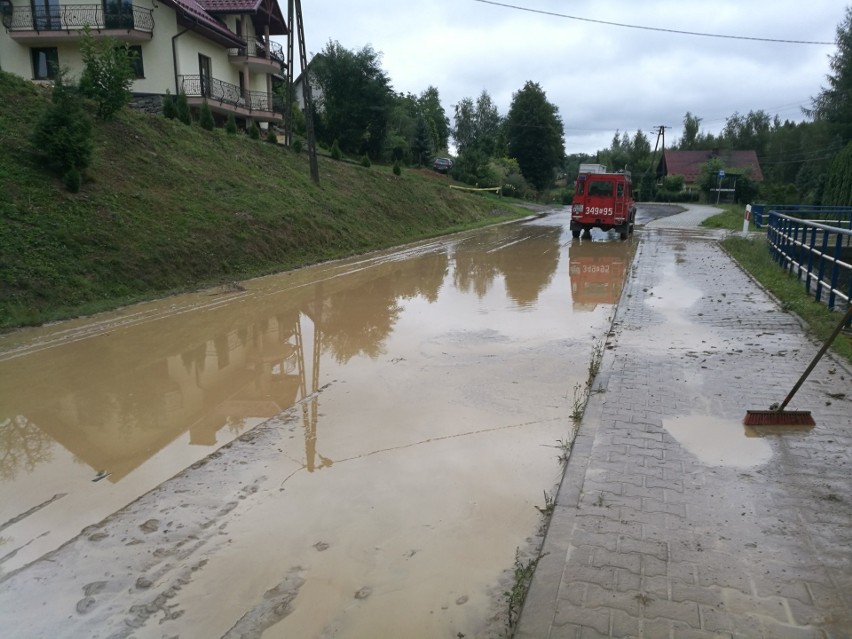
[809,7,852,144]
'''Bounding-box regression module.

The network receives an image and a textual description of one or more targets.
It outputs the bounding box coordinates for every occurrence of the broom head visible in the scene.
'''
[743,410,815,427]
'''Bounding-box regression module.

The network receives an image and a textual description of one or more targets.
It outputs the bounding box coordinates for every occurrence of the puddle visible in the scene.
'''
[644,262,703,313]
[0,211,626,637]
[663,415,774,468]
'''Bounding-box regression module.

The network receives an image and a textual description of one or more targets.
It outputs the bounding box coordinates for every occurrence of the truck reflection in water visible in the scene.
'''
[568,239,634,311]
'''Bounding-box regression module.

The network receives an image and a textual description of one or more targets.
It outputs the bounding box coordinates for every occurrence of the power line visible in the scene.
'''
[470,0,835,45]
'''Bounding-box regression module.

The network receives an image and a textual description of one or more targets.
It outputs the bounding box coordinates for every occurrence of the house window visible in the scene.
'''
[32,0,60,30]
[31,47,58,80]
[127,45,144,78]
[198,54,212,97]
[103,0,134,29]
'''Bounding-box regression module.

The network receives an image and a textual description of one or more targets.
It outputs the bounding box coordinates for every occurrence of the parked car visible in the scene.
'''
[434,157,453,173]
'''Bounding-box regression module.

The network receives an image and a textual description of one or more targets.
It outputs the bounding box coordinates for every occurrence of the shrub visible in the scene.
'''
[162,90,176,119]
[32,70,93,178]
[225,112,237,135]
[290,101,305,135]
[501,172,532,199]
[392,160,401,176]
[266,128,278,144]
[64,167,82,193]
[176,92,192,125]
[79,27,135,120]
[330,139,342,160]
[248,121,260,139]
[292,139,303,154]
[360,154,371,168]
[199,100,215,130]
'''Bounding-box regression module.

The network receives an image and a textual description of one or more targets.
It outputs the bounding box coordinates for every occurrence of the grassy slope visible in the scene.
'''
[700,206,852,365]
[0,72,526,329]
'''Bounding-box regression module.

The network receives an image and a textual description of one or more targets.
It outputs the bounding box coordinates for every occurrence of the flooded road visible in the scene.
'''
[0,209,635,638]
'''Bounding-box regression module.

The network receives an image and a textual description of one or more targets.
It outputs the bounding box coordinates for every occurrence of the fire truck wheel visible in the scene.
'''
[572,229,581,239]
[582,229,592,239]
[619,225,629,240]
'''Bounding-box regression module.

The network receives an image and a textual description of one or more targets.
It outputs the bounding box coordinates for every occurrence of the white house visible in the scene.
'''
[0,0,288,123]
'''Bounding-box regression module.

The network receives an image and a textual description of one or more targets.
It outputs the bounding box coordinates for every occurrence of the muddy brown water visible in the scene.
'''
[0,210,635,637]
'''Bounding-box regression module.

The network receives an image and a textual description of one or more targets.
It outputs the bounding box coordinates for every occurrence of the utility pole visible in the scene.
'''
[646,125,669,192]
[284,0,293,147]
[288,0,319,184]
[652,124,669,156]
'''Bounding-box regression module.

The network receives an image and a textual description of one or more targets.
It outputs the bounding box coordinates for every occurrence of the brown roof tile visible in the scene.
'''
[161,0,244,46]
[658,150,764,182]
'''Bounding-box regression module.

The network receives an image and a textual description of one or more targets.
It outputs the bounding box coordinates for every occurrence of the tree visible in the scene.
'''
[32,69,93,187]
[410,114,433,167]
[808,6,852,144]
[597,130,631,171]
[823,140,852,205]
[79,27,136,120]
[680,112,702,150]
[199,99,215,130]
[313,41,393,159]
[505,81,565,191]
[418,86,450,152]
[452,91,503,183]
[721,110,772,156]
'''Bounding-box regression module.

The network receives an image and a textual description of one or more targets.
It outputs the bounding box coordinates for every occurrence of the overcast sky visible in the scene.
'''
[282,0,843,155]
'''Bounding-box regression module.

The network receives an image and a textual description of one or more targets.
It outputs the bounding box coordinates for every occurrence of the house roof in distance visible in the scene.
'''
[658,149,764,182]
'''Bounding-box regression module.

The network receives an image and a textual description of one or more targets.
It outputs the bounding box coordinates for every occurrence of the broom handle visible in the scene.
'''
[778,304,852,412]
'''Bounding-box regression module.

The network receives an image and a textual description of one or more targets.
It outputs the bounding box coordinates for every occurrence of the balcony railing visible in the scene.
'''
[7,4,154,33]
[229,38,286,69]
[179,75,284,116]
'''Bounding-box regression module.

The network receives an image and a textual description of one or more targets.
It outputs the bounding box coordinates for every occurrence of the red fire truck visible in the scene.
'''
[570,164,636,240]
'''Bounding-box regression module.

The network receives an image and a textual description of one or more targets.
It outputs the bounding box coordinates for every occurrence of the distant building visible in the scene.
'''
[292,53,322,112]
[656,149,764,196]
[0,0,288,124]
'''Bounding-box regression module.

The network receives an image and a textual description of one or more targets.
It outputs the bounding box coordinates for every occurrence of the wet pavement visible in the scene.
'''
[516,206,852,638]
[0,209,636,638]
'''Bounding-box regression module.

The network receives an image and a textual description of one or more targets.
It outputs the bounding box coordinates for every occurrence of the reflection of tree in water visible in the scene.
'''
[453,248,499,298]
[498,226,561,306]
[321,278,401,363]
[0,415,54,481]
[392,252,449,303]
[321,252,450,363]
[452,226,561,304]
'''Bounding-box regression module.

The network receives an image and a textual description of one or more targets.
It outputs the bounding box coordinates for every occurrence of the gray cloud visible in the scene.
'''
[281,0,841,154]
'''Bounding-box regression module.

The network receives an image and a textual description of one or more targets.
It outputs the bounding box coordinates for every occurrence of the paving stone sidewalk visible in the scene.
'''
[516,216,852,638]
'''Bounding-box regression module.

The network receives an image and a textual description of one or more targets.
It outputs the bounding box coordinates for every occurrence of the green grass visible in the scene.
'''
[720,235,852,365]
[0,71,529,330]
[700,203,763,232]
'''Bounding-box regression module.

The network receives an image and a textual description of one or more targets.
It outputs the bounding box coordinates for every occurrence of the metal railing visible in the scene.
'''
[767,211,852,313]
[178,75,284,115]
[7,4,154,33]
[228,38,286,68]
[752,204,852,229]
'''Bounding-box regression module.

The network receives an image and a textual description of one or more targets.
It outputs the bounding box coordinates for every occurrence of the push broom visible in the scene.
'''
[744,303,852,426]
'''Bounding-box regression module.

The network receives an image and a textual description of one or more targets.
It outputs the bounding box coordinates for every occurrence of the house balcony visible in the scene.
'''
[178,74,285,122]
[5,4,154,44]
[228,38,286,75]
